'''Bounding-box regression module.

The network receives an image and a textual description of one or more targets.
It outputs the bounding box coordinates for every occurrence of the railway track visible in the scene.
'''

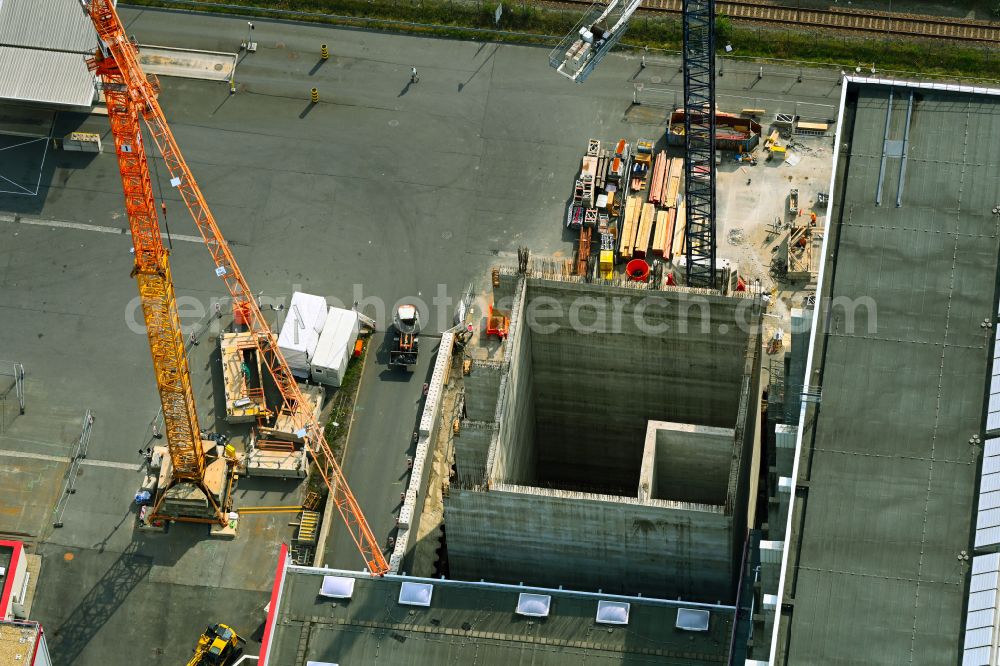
[561,0,1000,43]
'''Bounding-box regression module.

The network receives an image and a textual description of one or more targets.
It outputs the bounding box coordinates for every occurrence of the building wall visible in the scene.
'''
[464,362,501,422]
[445,485,735,602]
[486,280,536,485]
[454,422,495,483]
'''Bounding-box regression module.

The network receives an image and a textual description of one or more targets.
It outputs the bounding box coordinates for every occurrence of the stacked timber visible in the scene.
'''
[652,208,676,257]
[634,203,655,258]
[672,200,687,258]
[648,152,668,205]
[619,195,642,259]
[664,158,682,209]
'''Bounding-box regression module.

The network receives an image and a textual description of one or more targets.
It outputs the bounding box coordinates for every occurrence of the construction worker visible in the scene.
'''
[410,67,419,83]
[189,332,199,346]
[810,211,817,225]
[152,422,162,439]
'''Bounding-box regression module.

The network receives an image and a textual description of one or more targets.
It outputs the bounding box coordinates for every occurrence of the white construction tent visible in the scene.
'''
[311,308,360,387]
[277,292,328,378]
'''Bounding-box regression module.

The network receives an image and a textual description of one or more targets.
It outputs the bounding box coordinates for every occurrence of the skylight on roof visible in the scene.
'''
[516,593,551,617]
[596,600,630,625]
[319,576,355,599]
[399,581,434,607]
[676,608,710,632]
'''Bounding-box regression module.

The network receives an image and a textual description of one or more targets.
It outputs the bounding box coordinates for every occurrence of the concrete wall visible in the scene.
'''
[525,280,752,492]
[445,484,735,602]
[454,421,495,483]
[639,421,734,505]
[464,362,501,422]
[485,279,536,485]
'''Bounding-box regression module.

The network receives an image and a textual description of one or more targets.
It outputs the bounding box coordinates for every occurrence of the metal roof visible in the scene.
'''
[0,47,95,108]
[776,80,1000,664]
[267,567,734,665]
[0,0,95,54]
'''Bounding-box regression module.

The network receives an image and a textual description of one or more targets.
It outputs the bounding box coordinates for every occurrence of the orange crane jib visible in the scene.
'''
[86,0,388,575]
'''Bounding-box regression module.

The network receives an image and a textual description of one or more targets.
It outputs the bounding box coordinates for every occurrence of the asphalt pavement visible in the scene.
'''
[0,6,851,663]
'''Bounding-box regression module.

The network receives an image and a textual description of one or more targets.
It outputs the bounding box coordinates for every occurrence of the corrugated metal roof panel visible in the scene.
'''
[964,646,991,665]
[987,438,1000,458]
[974,553,1000,575]
[978,508,1000,531]
[971,571,999,593]
[982,492,1000,511]
[975,526,1000,549]
[989,411,1000,432]
[0,0,95,53]
[968,590,996,612]
[0,47,95,108]
[982,472,1000,494]
[984,457,1000,476]
[967,608,995,630]
[966,627,992,650]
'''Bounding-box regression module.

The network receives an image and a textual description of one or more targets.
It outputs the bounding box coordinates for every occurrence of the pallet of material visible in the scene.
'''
[581,155,598,180]
[664,158,682,208]
[634,203,655,258]
[652,207,675,257]
[648,151,668,205]
[672,200,687,258]
[587,138,600,156]
[596,152,608,189]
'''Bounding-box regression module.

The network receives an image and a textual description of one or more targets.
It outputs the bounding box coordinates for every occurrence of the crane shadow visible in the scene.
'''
[47,540,154,664]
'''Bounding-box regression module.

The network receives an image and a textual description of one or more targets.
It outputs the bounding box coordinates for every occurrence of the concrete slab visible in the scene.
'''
[138,45,236,82]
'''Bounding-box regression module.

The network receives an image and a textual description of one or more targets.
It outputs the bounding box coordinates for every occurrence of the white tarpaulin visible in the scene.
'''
[277,292,327,377]
[311,307,360,387]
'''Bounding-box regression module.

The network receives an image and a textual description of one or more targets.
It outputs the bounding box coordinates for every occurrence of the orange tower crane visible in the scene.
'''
[86,0,389,574]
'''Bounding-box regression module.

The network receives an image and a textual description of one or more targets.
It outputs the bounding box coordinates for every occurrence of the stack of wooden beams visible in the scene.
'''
[634,203,655,258]
[664,158,682,209]
[619,195,643,259]
[648,152,668,205]
[672,200,687,258]
[652,207,676,257]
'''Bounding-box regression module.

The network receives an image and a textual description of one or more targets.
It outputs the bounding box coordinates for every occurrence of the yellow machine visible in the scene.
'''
[187,624,245,666]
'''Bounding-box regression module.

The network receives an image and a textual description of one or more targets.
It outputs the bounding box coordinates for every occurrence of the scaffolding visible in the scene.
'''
[549,0,642,83]
[682,0,717,288]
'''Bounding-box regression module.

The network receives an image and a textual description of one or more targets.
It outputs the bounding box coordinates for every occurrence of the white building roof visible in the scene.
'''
[0,47,95,108]
[0,0,96,109]
[0,0,96,53]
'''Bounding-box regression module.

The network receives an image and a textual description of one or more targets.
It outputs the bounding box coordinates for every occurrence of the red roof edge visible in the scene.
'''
[0,540,23,621]
[258,542,289,665]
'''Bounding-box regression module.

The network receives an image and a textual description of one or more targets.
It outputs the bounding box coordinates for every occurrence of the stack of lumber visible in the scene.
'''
[672,200,687,258]
[619,195,643,259]
[652,207,676,257]
[664,158,682,209]
[634,203,655,258]
[648,152,669,205]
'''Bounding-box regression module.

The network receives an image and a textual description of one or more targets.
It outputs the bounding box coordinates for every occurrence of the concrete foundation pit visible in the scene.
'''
[444,270,763,602]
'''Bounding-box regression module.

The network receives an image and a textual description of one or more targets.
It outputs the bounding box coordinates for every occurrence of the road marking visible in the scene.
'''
[0,214,205,244]
[0,448,139,471]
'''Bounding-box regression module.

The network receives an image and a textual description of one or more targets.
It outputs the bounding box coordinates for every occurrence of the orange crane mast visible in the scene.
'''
[86,0,389,574]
